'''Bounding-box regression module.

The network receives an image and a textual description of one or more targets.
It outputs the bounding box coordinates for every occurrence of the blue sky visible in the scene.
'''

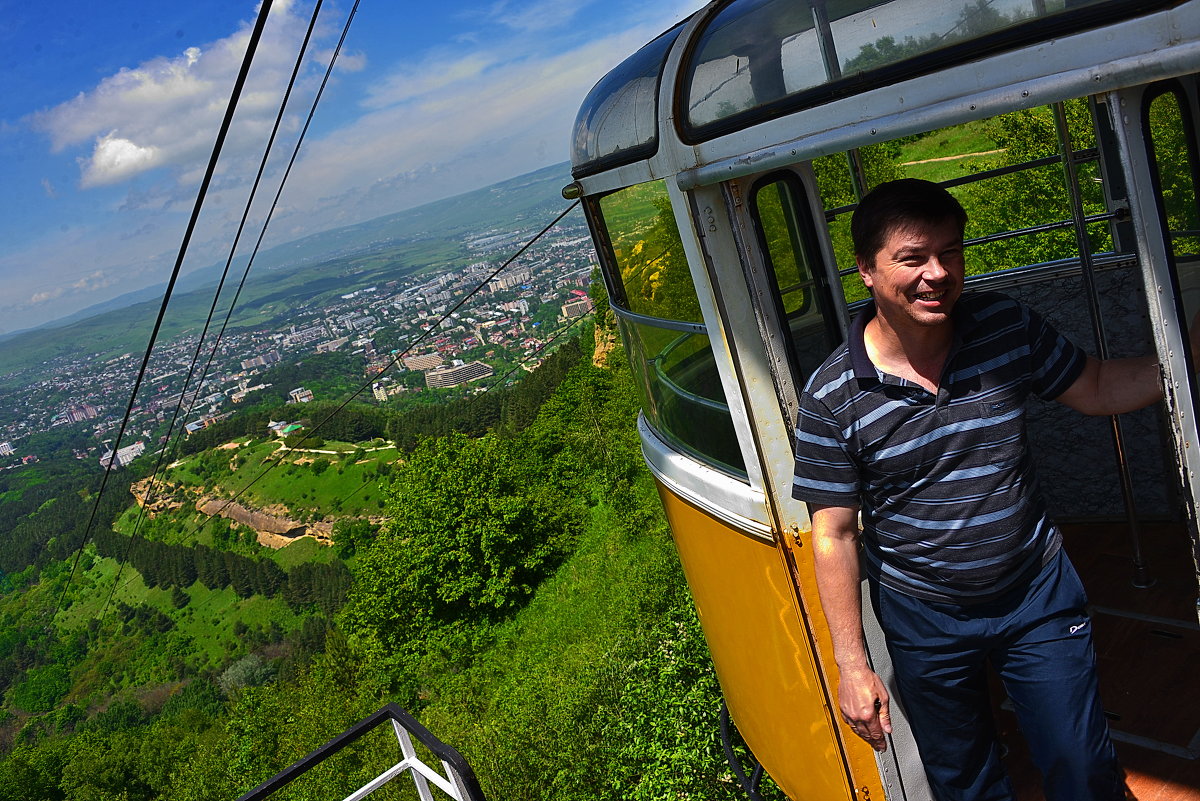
[0,0,704,335]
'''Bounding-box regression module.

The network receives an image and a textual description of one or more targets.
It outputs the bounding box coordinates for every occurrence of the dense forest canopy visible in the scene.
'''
[0,322,780,801]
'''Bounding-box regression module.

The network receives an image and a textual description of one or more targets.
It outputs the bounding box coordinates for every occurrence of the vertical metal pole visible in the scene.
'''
[809,1,868,199]
[811,0,840,81]
[1053,101,1154,588]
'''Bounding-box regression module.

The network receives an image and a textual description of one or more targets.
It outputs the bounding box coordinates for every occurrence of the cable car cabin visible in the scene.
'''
[567,1,1200,799]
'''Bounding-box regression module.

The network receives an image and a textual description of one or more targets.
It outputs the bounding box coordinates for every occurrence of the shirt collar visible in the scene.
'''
[847,295,982,384]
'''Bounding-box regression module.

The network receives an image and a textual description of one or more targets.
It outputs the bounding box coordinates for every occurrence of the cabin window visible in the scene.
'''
[593,181,746,475]
[681,0,1175,141]
[1144,87,1200,272]
[812,100,1120,300]
[685,0,823,128]
[749,175,841,383]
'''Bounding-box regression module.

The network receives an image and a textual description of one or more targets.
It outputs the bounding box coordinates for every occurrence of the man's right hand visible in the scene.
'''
[838,665,891,752]
[811,504,892,752]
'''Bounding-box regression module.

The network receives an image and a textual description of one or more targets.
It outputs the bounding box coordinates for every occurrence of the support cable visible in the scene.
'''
[49,0,277,627]
[92,203,582,618]
[333,309,594,512]
[103,0,329,621]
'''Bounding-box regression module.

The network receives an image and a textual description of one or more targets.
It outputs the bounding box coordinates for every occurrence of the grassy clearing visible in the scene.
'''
[56,553,175,627]
[173,587,303,668]
[227,447,388,516]
[163,438,395,518]
[57,552,304,670]
[271,536,339,569]
[897,119,1001,182]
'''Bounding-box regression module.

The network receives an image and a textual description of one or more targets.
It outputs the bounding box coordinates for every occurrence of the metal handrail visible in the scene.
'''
[653,331,731,414]
[235,703,485,801]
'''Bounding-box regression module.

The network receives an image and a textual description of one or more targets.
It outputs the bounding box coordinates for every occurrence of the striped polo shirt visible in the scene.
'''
[792,292,1087,603]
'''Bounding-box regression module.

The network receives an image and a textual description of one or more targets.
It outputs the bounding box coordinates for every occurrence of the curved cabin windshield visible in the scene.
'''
[570,25,682,178]
[684,0,1173,137]
[595,181,746,475]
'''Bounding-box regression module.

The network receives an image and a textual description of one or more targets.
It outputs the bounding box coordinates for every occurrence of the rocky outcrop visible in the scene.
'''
[592,325,618,368]
[129,477,336,551]
[307,521,333,544]
[197,497,307,539]
[129,478,185,517]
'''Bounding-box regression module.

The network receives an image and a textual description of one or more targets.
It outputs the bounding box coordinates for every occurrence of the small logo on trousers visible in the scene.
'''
[1069,620,1089,635]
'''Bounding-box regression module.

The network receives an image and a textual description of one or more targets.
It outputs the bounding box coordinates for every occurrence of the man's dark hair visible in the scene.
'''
[851,178,967,267]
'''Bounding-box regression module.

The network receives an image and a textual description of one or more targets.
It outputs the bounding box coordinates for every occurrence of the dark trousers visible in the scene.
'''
[871,549,1124,801]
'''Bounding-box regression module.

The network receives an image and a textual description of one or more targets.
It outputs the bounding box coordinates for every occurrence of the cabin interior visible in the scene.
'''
[754,88,1200,800]
[1001,523,1200,800]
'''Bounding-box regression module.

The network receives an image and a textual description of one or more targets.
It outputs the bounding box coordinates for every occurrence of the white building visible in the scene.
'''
[99,441,146,469]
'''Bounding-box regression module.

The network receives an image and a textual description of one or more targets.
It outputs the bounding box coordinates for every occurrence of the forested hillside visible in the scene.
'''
[0,323,773,800]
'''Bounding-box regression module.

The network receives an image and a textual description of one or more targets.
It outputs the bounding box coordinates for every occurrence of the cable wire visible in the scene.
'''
[102,0,330,621]
[92,202,583,618]
[50,0,277,628]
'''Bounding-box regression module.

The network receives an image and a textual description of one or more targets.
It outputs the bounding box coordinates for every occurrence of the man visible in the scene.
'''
[791,179,1164,800]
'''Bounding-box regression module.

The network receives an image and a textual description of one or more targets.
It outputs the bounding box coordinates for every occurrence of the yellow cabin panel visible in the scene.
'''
[656,481,854,801]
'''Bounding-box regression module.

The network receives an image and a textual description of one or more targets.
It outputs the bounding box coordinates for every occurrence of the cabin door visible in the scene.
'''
[1112,78,1200,623]
[712,167,937,799]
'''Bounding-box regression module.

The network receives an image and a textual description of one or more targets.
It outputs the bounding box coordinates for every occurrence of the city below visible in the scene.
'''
[0,169,596,472]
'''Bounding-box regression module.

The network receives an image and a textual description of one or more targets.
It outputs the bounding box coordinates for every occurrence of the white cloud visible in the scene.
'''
[488,0,591,33]
[268,20,673,233]
[29,287,65,305]
[364,53,496,109]
[81,132,162,187]
[71,270,116,293]
[20,268,116,307]
[28,5,326,189]
[318,48,366,73]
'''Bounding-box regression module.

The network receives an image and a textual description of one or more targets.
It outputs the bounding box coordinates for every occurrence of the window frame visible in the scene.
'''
[677,0,1180,144]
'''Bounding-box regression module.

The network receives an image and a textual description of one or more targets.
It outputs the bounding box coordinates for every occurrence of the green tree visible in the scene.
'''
[331,518,376,558]
[218,655,276,696]
[963,99,1102,273]
[11,663,70,714]
[0,740,69,801]
[60,730,155,801]
[342,432,577,652]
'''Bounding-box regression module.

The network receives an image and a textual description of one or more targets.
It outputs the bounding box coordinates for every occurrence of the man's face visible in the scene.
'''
[857,218,965,333]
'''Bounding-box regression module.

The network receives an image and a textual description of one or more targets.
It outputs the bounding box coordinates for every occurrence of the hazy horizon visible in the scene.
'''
[0,0,704,335]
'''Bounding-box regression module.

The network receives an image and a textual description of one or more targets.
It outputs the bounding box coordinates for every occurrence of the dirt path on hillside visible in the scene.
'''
[903,148,1005,166]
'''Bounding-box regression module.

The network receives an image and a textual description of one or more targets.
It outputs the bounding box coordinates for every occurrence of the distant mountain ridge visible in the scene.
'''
[1,162,572,343]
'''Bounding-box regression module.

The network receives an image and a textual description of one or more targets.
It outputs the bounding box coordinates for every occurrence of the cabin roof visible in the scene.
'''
[570,0,1175,179]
